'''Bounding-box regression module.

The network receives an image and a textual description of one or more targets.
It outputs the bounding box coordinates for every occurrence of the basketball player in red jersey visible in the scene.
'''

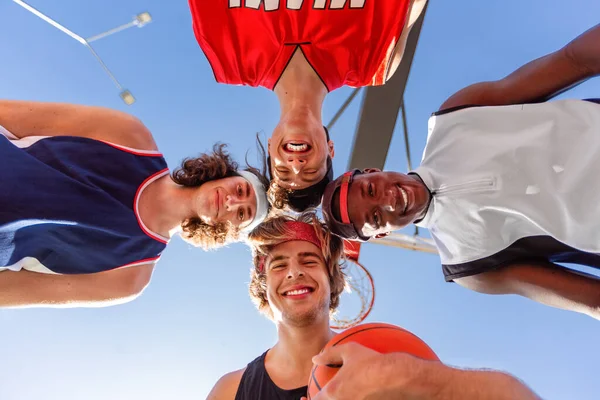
[206,212,539,400]
[189,0,428,211]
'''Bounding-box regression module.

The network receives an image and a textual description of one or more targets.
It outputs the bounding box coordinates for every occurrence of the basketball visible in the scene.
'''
[307,322,438,399]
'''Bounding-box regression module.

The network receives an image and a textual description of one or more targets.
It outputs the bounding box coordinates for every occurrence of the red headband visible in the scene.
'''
[258,221,323,272]
[339,171,353,224]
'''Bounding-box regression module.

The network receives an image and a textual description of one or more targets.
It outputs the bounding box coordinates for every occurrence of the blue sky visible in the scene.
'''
[1,0,599,399]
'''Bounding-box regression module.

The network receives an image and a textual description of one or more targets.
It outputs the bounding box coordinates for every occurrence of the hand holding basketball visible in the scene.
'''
[306,323,439,399]
[306,342,396,400]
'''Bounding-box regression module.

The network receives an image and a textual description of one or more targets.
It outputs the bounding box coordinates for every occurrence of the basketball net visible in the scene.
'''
[330,241,375,330]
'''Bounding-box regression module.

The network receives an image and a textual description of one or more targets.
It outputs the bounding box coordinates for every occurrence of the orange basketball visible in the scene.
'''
[307,322,438,399]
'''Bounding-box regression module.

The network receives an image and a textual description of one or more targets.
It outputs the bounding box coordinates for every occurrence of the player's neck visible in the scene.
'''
[274,317,336,367]
[139,176,197,238]
[266,318,335,389]
[275,50,327,118]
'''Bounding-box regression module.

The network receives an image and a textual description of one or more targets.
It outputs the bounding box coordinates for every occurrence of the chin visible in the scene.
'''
[283,308,324,326]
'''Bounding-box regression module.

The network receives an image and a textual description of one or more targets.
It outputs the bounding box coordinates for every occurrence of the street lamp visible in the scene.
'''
[135,12,152,27]
[119,90,136,105]
[11,0,152,105]
[86,12,153,43]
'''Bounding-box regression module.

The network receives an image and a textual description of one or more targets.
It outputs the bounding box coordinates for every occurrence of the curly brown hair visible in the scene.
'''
[171,142,269,250]
[247,211,346,320]
[267,180,290,211]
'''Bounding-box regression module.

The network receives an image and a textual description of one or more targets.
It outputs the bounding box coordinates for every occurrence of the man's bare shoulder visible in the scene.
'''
[206,368,246,400]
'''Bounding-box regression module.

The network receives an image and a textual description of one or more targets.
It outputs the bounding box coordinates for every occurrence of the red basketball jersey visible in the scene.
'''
[189,0,410,91]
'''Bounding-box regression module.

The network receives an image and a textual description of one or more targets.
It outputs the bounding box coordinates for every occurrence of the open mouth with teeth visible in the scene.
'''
[397,184,409,215]
[284,142,312,153]
[283,287,315,297]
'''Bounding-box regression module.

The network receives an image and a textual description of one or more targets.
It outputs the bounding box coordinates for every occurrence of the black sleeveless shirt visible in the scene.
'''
[235,351,308,400]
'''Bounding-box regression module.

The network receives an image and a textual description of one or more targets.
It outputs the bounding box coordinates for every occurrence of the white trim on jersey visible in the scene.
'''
[8,135,50,148]
[1,219,77,273]
[3,133,162,156]
[98,140,163,156]
[0,256,57,274]
[0,124,19,140]
[134,169,171,243]
[0,256,160,275]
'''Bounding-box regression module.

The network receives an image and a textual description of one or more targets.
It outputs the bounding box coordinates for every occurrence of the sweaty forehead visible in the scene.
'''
[267,240,324,263]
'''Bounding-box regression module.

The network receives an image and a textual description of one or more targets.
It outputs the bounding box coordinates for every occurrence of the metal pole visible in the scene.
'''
[86,21,137,43]
[400,101,413,171]
[11,0,139,104]
[84,44,124,91]
[12,0,86,44]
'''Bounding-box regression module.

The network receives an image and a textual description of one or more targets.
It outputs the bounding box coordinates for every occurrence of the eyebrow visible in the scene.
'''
[298,251,323,260]
[267,254,289,267]
[268,252,321,264]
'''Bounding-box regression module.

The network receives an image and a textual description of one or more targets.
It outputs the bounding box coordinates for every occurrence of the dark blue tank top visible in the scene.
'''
[0,134,169,274]
[235,351,308,400]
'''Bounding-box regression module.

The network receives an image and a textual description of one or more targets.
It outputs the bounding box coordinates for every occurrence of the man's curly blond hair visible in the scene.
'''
[247,211,346,319]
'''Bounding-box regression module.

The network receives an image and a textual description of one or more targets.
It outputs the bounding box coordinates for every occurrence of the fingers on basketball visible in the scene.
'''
[307,322,438,399]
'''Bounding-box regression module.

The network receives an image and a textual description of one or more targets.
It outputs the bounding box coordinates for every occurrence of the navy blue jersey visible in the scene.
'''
[235,351,307,400]
[0,129,169,274]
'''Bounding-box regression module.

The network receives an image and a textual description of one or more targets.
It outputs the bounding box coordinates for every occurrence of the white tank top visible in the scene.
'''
[414,99,600,266]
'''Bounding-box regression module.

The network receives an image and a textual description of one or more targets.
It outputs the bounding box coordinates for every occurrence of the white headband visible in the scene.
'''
[238,170,269,233]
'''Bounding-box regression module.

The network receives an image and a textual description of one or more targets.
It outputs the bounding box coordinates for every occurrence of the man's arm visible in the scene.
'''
[308,343,540,400]
[382,353,540,400]
[455,261,600,320]
[0,264,154,308]
[206,369,245,400]
[440,23,600,110]
[0,100,158,150]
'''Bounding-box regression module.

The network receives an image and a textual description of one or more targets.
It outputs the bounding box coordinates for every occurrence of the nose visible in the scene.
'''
[225,194,242,211]
[382,188,396,212]
[286,260,304,279]
[287,158,305,174]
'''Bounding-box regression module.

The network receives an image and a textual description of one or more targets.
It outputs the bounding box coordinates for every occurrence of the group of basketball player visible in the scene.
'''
[1,0,599,398]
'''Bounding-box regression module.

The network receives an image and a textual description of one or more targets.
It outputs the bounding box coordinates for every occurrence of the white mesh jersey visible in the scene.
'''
[413,99,600,281]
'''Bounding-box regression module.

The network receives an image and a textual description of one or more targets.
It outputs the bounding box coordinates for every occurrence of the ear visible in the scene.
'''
[328,140,335,158]
[364,168,382,174]
[267,137,271,152]
[374,232,390,239]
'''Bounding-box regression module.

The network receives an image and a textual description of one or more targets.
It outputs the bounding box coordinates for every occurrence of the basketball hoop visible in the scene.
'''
[330,258,375,330]
[371,232,438,254]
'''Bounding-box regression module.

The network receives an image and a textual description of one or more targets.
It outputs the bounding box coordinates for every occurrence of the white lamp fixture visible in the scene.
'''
[11,0,152,105]
[119,90,136,106]
[134,12,152,27]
